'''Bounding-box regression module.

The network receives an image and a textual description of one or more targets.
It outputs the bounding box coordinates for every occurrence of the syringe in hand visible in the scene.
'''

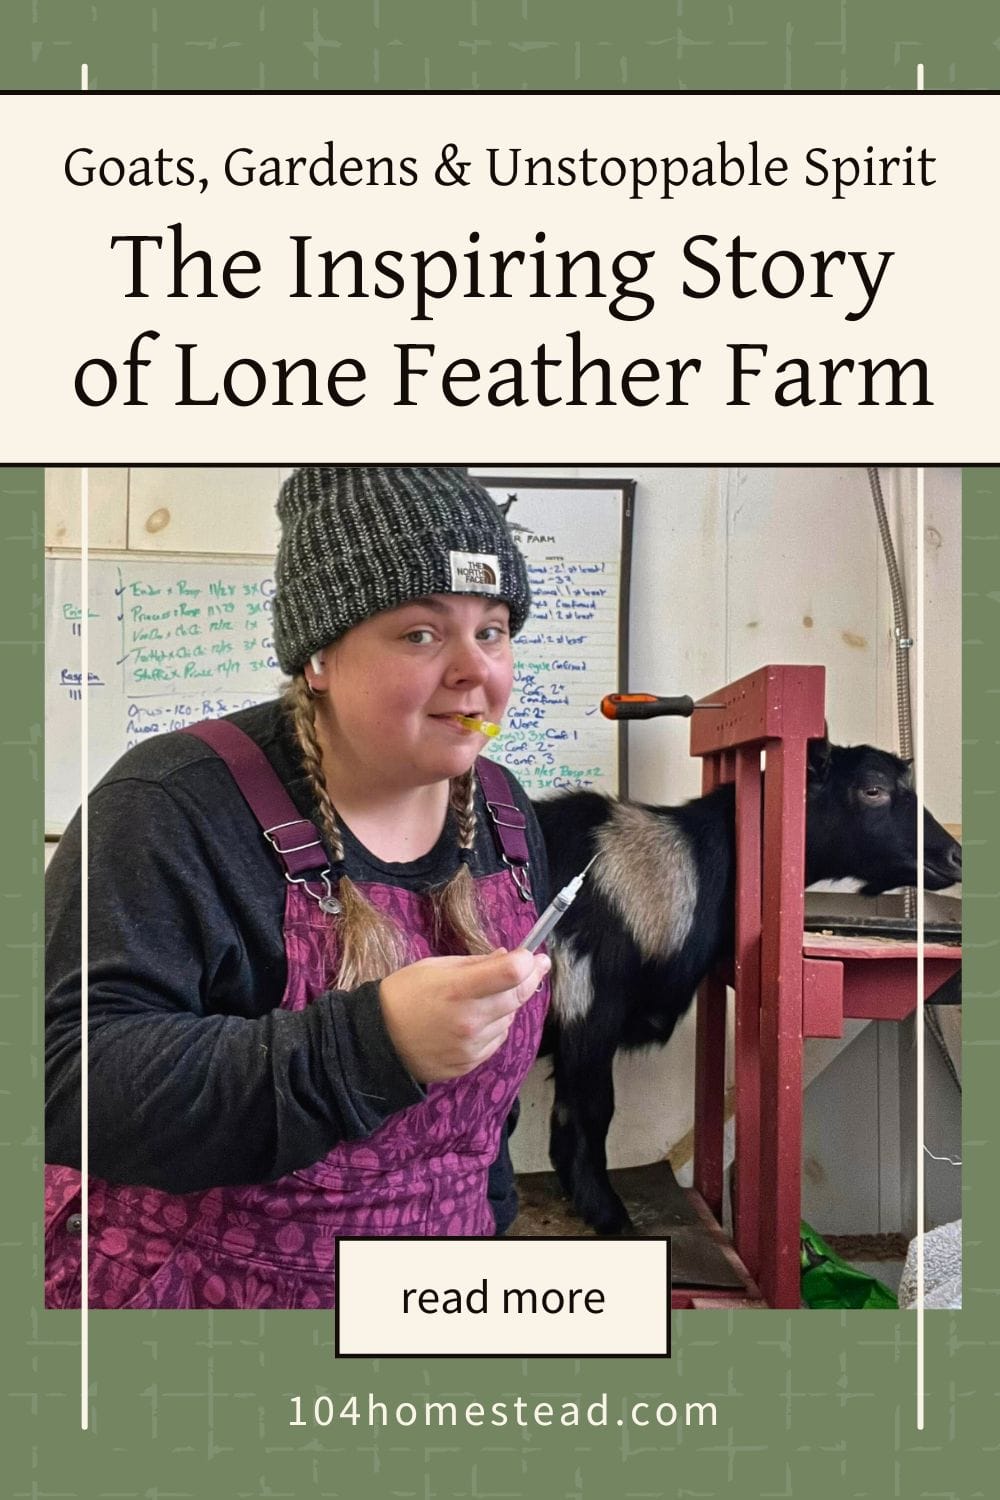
[521,855,599,953]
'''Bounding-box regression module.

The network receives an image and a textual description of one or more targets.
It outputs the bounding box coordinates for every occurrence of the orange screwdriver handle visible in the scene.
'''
[601,693,697,720]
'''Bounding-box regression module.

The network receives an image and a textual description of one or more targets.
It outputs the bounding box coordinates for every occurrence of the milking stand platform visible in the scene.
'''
[514,664,962,1309]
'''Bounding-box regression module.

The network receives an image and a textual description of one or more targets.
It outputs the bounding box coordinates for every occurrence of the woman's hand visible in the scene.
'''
[378,948,550,1084]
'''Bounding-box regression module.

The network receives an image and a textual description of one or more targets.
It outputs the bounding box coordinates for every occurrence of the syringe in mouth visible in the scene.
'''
[453,714,501,738]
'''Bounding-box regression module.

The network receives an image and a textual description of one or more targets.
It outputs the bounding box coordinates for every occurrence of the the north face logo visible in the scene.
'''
[450,551,501,593]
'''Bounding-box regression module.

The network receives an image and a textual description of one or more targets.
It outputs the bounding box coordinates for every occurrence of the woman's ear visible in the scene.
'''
[310,652,324,675]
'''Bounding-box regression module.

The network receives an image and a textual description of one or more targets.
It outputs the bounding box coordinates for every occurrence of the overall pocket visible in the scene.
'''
[44,1167,83,1310]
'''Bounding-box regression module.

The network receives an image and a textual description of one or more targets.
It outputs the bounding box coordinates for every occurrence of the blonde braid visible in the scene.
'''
[285,675,344,863]
[430,768,493,954]
[452,767,479,855]
[283,675,407,989]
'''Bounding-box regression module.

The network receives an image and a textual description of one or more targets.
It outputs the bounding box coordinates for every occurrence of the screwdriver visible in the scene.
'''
[601,693,723,720]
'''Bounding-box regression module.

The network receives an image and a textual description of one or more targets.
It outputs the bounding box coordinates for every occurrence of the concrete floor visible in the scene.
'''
[511,1169,910,1304]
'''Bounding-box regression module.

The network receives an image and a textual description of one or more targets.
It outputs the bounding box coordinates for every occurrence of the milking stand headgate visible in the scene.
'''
[619,664,961,1310]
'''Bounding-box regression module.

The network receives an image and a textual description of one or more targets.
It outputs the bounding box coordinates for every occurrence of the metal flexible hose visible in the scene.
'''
[867,466,915,918]
[867,465,913,762]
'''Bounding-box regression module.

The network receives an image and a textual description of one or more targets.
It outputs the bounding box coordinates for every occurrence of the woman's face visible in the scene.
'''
[313,594,515,790]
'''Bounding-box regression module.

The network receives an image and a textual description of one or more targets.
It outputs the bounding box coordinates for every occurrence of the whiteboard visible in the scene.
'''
[45,479,632,833]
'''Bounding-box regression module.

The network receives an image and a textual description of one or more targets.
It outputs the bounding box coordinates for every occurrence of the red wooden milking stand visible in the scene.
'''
[678,664,961,1309]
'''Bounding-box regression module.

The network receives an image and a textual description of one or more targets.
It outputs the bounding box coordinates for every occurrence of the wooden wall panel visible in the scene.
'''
[44,468,128,549]
[126,467,286,554]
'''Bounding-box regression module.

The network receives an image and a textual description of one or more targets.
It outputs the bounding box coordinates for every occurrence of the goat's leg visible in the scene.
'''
[548,1051,582,1203]
[550,1029,633,1236]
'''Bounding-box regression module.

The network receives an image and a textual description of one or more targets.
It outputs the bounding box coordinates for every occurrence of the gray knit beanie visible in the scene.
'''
[272,467,531,675]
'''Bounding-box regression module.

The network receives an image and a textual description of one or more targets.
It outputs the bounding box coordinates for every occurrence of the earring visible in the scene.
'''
[307,652,325,697]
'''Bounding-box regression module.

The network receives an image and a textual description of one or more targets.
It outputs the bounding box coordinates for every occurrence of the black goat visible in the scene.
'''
[534,735,962,1236]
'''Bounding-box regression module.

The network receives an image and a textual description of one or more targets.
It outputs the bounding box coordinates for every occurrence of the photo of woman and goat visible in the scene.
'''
[44,465,961,1311]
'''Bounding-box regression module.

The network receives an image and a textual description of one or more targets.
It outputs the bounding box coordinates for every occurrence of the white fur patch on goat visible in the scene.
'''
[593,802,698,963]
[550,946,595,1025]
[808,876,865,894]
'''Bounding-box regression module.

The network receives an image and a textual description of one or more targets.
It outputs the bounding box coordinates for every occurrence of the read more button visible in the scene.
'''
[335,1238,671,1357]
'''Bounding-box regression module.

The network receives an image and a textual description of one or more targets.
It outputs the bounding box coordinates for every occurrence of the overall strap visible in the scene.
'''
[183,720,332,889]
[476,756,533,902]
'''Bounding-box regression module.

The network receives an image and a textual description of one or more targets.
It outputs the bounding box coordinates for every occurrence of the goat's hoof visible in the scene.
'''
[598,1217,637,1238]
[588,1204,636,1237]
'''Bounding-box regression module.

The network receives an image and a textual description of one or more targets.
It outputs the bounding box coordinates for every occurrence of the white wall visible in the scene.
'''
[45,465,962,1171]
[886,467,962,827]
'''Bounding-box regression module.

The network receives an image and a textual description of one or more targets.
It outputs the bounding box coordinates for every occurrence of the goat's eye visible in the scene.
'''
[862,786,890,803]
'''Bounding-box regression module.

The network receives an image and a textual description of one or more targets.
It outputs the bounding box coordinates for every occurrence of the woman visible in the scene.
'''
[45,466,551,1309]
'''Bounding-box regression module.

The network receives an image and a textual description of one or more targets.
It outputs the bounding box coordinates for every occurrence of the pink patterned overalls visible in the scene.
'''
[45,721,548,1309]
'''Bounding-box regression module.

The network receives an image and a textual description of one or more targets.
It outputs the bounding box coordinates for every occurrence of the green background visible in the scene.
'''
[0,0,998,90]
[2,4,996,1496]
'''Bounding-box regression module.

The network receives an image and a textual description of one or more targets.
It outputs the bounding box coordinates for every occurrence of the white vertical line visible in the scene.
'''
[79,59,90,1433]
[916,467,925,1431]
[80,468,90,1429]
[914,55,926,1438]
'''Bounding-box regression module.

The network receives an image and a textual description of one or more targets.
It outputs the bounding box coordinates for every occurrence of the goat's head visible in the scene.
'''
[805,735,962,895]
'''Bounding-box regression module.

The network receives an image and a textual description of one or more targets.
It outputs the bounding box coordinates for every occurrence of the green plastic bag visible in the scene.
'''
[800,1222,898,1309]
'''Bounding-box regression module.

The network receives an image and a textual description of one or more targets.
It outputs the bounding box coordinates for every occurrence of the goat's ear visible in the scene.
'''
[807,730,832,783]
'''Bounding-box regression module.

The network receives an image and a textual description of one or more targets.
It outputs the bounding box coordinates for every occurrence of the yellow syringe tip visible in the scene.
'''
[454,715,501,738]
